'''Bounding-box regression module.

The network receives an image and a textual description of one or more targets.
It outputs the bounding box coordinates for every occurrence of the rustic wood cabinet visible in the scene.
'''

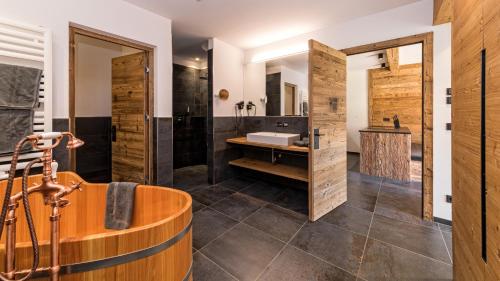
[452,0,500,279]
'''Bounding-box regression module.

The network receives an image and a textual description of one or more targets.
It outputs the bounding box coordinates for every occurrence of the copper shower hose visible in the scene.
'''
[0,138,40,281]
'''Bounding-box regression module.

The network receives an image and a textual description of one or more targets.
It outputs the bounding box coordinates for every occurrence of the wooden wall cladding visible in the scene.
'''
[484,2,500,279]
[308,39,347,221]
[453,0,500,279]
[433,0,453,25]
[368,63,423,144]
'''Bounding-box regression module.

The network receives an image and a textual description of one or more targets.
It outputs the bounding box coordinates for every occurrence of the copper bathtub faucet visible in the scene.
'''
[0,132,84,281]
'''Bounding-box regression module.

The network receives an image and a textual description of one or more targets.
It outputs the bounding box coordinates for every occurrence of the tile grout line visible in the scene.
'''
[439,227,453,264]
[252,220,308,281]
[355,178,382,279]
[288,244,359,278]
[196,250,241,281]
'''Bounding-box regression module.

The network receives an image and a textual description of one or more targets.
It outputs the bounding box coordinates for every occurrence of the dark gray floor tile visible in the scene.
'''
[173,165,209,192]
[375,184,437,229]
[347,171,382,185]
[319,203,373,235]
[191,185,236,206]
[346,177,380,212]
[193,208,238,250]
[369,215,450,263]
[382,177,422,192]
[443,230,453,258]
[192,199,207,213]
[290,221,366,274]
[240,181,285,202]
[217,177,256,191]
[193,252,237,281]
[244,204,307,242]
[211,193,266,221]
[359,239,452,281]
[201,223,285,281]
[439,223,452,233]
[271,187,308,215]
[259,246,356,281]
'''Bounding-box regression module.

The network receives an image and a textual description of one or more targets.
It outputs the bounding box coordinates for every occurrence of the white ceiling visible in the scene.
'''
[124,0,420,59]
[267,52,308,74]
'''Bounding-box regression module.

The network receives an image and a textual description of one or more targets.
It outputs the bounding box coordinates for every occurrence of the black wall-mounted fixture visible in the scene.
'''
[383,117,391,122]
[446,96,452,104]
[446,123,452,131]
[378,53,384,59]
[446,88,452,96]
[446,195,452,203]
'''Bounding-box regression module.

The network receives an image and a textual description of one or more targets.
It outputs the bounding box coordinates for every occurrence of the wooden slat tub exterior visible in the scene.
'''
[0,172,192,281]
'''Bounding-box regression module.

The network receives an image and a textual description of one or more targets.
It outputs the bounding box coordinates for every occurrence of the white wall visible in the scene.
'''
[346,69,369,153]
[432,23,452,221]
[0,0,172,117]
[243,62,266,116]
[244,0,452,220]
[280,66,307,116]
[212,38,245,117]
[75,35,141,117]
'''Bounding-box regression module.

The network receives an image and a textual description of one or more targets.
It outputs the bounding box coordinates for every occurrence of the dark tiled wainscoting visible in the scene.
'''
[153,117,173,186]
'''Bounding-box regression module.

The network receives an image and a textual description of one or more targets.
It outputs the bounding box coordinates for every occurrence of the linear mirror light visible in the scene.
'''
[251,43,309,63]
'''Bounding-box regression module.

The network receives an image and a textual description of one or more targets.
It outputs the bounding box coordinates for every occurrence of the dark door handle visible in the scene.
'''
[313,128,323,150]
[111,125,117,142]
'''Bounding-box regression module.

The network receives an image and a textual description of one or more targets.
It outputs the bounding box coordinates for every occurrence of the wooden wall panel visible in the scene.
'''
[433,0,453,25]
[308,40,347,221]
[452,0,485,279]
[484,4,500,279]
[368,63,423,144]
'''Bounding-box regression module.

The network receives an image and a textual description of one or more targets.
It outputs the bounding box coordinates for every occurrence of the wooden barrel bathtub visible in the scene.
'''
[0,172,192,281]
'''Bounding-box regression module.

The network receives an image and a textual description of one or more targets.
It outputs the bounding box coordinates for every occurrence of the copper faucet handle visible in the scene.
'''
[70,181,83,192]
[58,198,70,208]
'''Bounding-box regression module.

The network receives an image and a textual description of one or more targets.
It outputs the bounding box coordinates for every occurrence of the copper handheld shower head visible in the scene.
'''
[66,136,84,149]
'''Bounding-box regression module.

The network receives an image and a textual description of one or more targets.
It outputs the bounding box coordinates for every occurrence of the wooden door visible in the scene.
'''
[111,52,147,183]
[308,40,347,221]
[453,0,500,279]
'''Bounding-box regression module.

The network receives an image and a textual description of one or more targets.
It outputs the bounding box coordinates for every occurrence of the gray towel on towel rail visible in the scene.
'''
[0,109,34,155]
[0,63,42,108]
[105,182,138,230]
[0,63,42,155]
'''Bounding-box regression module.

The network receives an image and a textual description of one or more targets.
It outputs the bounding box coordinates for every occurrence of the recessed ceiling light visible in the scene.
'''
[195,57,200,61]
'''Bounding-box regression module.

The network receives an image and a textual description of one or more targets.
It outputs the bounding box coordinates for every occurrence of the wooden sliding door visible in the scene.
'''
[308,40,347,221]
[111,52,147,183]
[453,0,500,279]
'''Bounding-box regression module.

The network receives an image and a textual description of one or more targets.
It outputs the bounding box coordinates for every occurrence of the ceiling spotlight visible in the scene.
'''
[195,57,200,61]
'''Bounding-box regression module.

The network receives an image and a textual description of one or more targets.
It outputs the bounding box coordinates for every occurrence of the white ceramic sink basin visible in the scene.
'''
[247,132,300,146]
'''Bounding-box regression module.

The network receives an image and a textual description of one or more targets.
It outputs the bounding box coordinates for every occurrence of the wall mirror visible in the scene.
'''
[243,52,308,116]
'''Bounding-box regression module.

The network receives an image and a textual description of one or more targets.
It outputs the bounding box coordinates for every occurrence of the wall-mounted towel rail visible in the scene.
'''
[0,17,52,180]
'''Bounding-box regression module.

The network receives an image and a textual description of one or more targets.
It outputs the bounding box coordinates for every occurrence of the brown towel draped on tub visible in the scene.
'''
[105,182,138,230]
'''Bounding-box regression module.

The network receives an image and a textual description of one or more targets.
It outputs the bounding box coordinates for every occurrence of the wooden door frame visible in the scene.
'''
[284,82,297,116]
[68,23,155,184]
[341,32,434,220]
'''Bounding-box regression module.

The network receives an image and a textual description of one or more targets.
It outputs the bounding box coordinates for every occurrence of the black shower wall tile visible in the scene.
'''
[52,118,70,172]
[154,117,173,186]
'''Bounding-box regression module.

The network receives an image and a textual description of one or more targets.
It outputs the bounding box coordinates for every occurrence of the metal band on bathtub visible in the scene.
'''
[27,219,193,279]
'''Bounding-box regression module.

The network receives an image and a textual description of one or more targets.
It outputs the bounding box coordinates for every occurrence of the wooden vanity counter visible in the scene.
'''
[226,137,309,182]
[359,127,411,182]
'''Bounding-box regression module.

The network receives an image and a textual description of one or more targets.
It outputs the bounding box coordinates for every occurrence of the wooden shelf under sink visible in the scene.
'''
[229,157,308,182]
[226,137,309,153]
